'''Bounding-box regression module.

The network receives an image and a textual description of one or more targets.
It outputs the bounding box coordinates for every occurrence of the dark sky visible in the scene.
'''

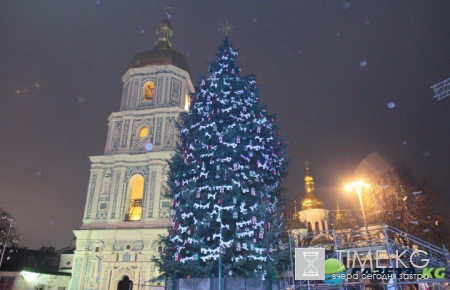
[1,1,449,250]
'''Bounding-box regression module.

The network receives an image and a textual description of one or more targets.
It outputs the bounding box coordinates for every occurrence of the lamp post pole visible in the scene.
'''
[218,249,222,290]
[0,217,13,269]
[355,188,367,227]
[219,223,224,290]
[288,233,294,289]
[345,181,370,227]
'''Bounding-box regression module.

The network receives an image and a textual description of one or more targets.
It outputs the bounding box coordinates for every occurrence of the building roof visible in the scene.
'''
[129,49,190,72]
[128,16,190,73]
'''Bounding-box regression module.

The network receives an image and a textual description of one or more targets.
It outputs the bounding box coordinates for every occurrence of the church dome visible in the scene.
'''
[129,49,190,72]
[300,193,325,210]
[129,16,190,73]
[300,165,325,210]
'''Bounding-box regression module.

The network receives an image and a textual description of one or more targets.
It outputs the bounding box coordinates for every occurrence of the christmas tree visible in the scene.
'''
[160,37,288,280]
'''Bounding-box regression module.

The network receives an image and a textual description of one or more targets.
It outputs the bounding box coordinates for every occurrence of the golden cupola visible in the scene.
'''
[300,163,325,210]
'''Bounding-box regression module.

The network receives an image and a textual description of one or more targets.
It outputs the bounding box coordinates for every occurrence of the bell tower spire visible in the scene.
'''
[300,161,324,209]
[155,7,173,49]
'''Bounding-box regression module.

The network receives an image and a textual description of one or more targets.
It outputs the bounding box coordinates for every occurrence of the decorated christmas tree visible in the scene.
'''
[159,37,288,280]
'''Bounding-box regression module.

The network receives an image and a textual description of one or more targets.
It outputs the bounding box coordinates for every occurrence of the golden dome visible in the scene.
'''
[300,163,325,210]
[300,193,325,210]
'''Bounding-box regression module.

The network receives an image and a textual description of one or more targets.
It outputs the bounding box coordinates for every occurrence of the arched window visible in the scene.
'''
[315,221,319,233]
[143,81,155,101]
[307,222,312,232]
[322,221,326,232]
[127,175,144,221]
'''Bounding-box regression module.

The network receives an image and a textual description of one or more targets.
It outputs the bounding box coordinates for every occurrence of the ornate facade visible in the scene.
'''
[69,16,193,289]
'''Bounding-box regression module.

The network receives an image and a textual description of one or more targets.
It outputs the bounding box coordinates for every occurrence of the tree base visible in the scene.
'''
[166,277,284,290]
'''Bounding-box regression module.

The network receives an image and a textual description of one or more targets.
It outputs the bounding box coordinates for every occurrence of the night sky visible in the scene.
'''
[1,1,449,250]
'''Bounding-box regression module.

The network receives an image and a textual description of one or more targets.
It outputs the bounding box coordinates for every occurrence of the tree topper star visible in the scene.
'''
[219,22,235,36]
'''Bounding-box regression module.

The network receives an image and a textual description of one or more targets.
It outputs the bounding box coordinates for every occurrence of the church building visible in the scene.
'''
[69,15,193,289]
[296,163,330,233]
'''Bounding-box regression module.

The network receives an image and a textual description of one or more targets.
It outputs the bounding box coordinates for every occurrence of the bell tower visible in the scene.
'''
[70,15,193,290]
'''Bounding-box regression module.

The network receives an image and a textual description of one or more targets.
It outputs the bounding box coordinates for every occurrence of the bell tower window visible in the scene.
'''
[143,81,155,101]
[126,175,144,221]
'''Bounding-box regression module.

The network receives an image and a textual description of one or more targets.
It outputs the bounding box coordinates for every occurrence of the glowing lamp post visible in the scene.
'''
[345,181,370,227]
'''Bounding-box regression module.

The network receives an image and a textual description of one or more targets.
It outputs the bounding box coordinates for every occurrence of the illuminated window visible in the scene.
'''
[184,92,190,110]
[127,175,144,221]
[139,126,149,138]
[143,81,155,100]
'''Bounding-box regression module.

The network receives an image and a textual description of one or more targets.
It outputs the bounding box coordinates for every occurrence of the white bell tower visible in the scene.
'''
[69,15,193,290]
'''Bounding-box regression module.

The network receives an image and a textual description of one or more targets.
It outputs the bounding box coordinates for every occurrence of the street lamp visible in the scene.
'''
[345,181,370,227]
[0,217,14,269]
